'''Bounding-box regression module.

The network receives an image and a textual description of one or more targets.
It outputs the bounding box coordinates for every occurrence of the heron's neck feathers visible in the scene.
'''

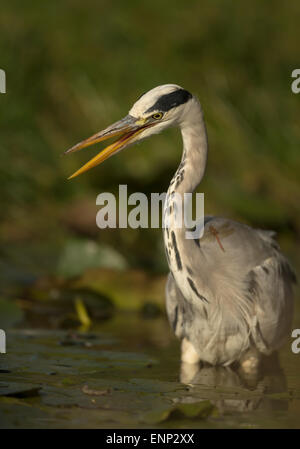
[163,99,210,303]
[164,99,208,244]
[169,99,208,196]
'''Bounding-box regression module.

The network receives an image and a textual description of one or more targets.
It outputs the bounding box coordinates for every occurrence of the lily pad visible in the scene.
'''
[56,239,128,278]
[141,400,215,424]
[0,382,41,399]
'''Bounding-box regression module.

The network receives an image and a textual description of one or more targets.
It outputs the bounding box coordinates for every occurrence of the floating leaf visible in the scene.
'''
[56,239,128,278]
[171,401,216,419]
[142,400,215,424]
[0,382,41,399]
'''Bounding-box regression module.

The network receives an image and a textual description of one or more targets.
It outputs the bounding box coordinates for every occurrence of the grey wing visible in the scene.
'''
[169,216,296,356]
[247,233,296,353]
[199,219,296,352]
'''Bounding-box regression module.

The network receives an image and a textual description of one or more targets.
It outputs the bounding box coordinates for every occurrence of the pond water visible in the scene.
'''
[0,301,300,429]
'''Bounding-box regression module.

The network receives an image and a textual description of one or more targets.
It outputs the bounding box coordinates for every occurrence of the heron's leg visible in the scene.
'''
[239,348,261,374]
[181,338,201,364]
[180,362,200,384]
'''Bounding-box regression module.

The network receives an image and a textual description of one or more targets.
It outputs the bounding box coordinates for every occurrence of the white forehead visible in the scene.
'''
[129,84,183,116]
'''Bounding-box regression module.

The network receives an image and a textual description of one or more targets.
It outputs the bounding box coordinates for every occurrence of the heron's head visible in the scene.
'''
[65,84,194,179]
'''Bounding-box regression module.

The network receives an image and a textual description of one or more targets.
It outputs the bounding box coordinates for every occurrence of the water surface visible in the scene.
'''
[1,303,300,429]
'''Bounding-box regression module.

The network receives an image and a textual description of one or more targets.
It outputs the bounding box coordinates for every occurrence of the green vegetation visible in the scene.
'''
[0,0,299,283]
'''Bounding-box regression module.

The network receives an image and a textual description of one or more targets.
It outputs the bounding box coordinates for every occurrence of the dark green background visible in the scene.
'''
[1,0,299,284]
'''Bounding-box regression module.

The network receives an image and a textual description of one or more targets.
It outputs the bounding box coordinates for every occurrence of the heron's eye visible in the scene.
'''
[151,112,164,120]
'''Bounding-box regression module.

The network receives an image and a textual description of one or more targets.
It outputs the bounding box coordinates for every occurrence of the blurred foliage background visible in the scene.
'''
[0,0,299,320]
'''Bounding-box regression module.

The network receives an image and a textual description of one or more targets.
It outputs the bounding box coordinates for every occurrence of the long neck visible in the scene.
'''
[164,100,208,234]
[168,100,208,198]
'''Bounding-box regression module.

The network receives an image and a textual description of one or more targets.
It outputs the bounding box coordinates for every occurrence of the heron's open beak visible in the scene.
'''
[65,115,152,179]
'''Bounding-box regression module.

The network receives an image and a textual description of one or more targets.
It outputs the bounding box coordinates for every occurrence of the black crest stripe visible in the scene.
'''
[146,89,192,113]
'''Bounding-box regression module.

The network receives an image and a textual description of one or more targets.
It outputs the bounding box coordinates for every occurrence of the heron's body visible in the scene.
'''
[165,218,294,366]
[161,95,295,366]
[66,84,296,369]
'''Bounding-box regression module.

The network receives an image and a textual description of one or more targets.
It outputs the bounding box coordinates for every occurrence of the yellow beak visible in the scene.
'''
[65,115,152,179]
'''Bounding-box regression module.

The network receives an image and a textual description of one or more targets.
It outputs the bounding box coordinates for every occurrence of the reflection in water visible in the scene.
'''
[179,353,288,414]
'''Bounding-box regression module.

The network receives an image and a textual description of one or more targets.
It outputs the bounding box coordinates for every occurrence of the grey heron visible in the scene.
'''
[66,84,296,371]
